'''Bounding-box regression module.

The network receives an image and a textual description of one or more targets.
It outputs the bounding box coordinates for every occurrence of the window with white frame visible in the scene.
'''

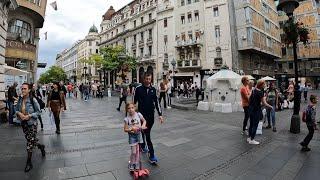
[181,0,185,6]
[215,25,221,43]
[181,15,185,24]
[213,6,219,17]
[187,13,192,23]
[194,11,199,21]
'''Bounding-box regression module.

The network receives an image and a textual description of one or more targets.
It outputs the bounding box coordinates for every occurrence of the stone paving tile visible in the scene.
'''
[41,165,88,180]
[72,172,116,180]
[0,92,320,180]
[160,137,191,147]
[184,146,218,159]
[236,170,271,180]
[85,157,127,175]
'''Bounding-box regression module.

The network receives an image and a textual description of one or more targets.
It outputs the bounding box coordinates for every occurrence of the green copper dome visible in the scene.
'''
[89,24,98,33]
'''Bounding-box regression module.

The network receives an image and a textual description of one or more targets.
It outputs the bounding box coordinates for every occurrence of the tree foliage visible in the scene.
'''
[89,45,136,72]
[282,18,310,46]
[87,45,137,80]
[38,66,67,84]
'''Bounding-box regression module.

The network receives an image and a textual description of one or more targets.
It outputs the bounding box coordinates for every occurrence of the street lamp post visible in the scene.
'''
[171,58,176,87]
[83,66,88,84]
[118,53,127,82]
[276,0,301,134]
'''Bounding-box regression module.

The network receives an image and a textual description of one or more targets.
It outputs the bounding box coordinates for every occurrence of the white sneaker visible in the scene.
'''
[167,106,171,109]
[247,138,251,142]
[249,140,260,145]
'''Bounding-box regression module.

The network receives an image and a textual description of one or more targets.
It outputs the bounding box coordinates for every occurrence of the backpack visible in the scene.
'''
[302,106,312,123]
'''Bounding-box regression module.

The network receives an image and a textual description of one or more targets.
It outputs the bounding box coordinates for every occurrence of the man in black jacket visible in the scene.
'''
[134,73,164,163]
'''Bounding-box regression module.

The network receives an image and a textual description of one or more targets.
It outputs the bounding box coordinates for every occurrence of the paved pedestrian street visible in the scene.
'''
[0,93,319,180]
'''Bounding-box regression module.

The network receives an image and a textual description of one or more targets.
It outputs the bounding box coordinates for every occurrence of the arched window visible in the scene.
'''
[8,19,32,42]
[216,47,221,58]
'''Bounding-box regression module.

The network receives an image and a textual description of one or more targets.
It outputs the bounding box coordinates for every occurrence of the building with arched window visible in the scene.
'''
[0,0,17,110]
[5,0,47,83]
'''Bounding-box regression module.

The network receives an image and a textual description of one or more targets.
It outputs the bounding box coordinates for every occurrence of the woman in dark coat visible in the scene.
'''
[247,80,273,145]
[47,82,66,134]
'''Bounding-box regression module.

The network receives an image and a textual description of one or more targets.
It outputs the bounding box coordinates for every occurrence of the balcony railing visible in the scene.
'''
[176,39,202,47]
[147,37,153,45]
[163,62,169,69]
[138,40,144,47]
[131,42,137,49]
[177,59,201,68]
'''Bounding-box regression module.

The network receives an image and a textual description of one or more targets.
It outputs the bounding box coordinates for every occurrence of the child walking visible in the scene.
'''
[300,94,318,152]
[123,102,147,171]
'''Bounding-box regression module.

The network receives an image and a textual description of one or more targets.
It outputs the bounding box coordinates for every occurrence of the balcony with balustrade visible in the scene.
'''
[177,59,201,69]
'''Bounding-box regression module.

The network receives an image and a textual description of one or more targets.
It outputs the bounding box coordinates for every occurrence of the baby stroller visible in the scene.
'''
[129,143,150,180]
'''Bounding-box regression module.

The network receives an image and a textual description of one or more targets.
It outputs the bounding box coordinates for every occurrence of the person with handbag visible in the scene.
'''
[265,82,279,132]
[31,83,45,130]
[247,80,273,145]
[15,83,46,172]
[47,81,66,134]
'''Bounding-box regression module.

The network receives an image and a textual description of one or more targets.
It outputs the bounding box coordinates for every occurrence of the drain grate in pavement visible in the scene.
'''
[193,136,272,180]
[0,141,127,158]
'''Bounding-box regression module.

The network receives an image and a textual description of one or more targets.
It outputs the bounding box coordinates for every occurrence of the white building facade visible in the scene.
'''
[77,26,100,84]
[91,0,280,87]
[55,26,100,85]
[99,1,158,86]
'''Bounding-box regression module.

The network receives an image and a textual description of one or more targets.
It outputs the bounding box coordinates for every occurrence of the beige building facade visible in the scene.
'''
[55,25,100,85]
[0,0,17,104]
[98,0,282,87]
[276,0,320,87]
[5,0,47,83]
[99,1,158,86]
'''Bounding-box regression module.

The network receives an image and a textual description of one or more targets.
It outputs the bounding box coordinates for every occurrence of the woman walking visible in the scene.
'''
[247,80,273,145]
[15,83,46,172]
[47,82,66,134]
[158,81,167,109]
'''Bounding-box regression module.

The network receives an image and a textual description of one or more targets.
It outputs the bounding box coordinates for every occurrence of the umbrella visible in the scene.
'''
[4,65,29,76]
[260,76,276,81]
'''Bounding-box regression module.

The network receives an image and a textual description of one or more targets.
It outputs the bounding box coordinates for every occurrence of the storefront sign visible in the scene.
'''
[5,40,36,61]
[200,69,220,76]
[6,40,36,52]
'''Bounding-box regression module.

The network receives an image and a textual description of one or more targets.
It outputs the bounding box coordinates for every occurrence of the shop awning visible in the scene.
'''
[4,65,29,76]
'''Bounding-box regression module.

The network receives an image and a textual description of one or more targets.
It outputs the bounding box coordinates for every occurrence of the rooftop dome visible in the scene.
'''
[103,6,115,21]
[89,24,98,33]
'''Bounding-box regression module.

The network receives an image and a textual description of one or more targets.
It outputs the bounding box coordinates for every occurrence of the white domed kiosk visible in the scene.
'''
[198,69,242,113]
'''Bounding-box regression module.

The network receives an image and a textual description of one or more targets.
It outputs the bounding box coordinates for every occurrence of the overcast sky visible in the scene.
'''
[38,0,131,78]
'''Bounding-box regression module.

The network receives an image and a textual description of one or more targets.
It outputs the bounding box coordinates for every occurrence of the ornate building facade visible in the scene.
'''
[5,0,47,82]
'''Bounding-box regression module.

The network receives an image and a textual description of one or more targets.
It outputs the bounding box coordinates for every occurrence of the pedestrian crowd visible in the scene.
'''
[240,76,318,151]
[0,74,318,176]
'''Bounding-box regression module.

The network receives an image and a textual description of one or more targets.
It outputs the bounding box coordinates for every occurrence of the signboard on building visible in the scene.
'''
[5,40,36,61]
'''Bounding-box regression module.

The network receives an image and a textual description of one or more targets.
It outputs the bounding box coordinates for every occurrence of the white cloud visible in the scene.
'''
[38,0,132,77]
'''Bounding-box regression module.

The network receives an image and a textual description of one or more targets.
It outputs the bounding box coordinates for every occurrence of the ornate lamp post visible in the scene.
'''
[276,0,301,133]
[118,53,127,82]
[171,58,176,85]
[83,66,88,84]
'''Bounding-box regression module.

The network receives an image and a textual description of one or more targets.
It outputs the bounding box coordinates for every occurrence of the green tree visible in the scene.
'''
[38,66,67,84]
[89,45,136,80]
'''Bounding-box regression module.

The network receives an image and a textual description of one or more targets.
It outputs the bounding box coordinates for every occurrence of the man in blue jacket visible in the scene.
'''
[134,73,164,163]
